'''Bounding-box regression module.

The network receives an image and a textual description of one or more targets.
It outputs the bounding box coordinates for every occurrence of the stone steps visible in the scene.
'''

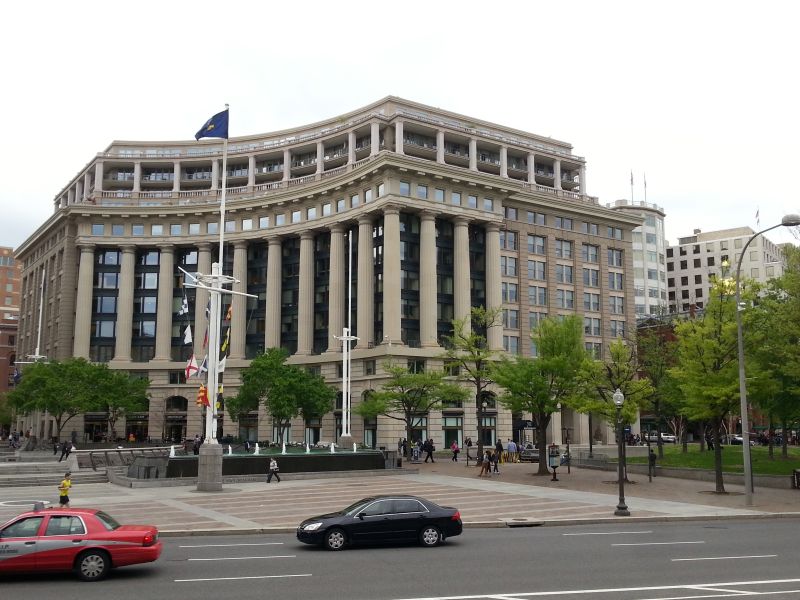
[0,471,109,488]
[0,462,76,475]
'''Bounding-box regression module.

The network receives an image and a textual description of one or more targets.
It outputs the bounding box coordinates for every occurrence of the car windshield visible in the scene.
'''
[343,498,375,515]
[94,511,121,531]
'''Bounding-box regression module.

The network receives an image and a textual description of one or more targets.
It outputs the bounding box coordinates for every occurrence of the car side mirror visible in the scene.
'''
[357,512,365,520]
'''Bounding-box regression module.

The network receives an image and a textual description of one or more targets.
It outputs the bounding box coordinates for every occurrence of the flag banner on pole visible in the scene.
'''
[198,384,210,408]
[755,208,760,227]
[183,324,193,345]
[218,355,227,373]
[220,327,231,353]
[177,296,189,316]
[195,109,229,141]
[198,355,208,376]
[185,355,199,379]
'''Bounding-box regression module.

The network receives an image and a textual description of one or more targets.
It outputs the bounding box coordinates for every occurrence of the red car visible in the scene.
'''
[0,506,162,581]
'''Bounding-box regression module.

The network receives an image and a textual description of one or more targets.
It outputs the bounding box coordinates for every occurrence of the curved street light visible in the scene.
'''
[735,213,800,506]
[613,388,629,516]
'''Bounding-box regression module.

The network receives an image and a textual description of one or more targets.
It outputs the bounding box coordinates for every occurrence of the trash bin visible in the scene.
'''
[793,469,800,489]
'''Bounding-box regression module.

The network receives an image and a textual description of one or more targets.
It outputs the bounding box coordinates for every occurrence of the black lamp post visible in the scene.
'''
[480,400,487,451]
[613,388,630,516]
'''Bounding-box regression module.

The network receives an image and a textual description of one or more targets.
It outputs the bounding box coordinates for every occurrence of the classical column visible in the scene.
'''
[94,161,104,193]
[395,121,404,155]
[419,211,439,347]
[112,246,136,363]
[194,243,212,360]
[579,166,587,195]
[554,159,562,190]
[133,162,141,193]
[247,155,256,189]
[356,216,374,348]
[370,122,380,156]
[83,171,92,199]
[436,130,445,163]
[172,161,181,192]
[453,217,471,333]
[327,224,345,352]
[265,236,282,348]
[469,139,477,171]
[76,180,84,203]
[68,188,75,205]
[296,232,315,355]
[230,240,248,360]
[282,149,291,182]
[211,159,219,190]
[484,223,503,351]
[528,152,536,183]
[382,206,402,345]
[500,146,508,178]
[73,244,95,358]
[348,131,356,164]
[153,245,175,361]
[316,141,324,175]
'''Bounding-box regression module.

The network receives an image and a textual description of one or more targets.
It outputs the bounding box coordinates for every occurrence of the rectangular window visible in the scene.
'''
[500,256,518,276]
[275,213,285,226]
[189,223,200,234]
[527,234,546,255]
[110,224,124,236]
[467,194,478,208]
[224,220,235,232]
[483,198,494,211]
[528,260,546,280]
[529,311,548,329]
[608,248,623,267]
[609,226,623,240]
[416,184,428,199]
[609,296,625,314]
[502,308,519,329]
[364,189,373,203]
[645,232,656,244]
[527,211,546,225]
[291,210,301,224]
[500,230,517,250]
[170,224,182,236]
[151,224,163,236]
[322,203,331,216]
[608,272,624,290]
[337,198,345,212]
[581,222,598,235]
[434,188,445,202]
[501,282,518,303]
[306,207,317,220]
[399,181,410,196]
[556,289,574,309]
[207,222,218,234]
[528,285,547,306]
[351,193,360,208]
[377,183,385,197]
[583,317,601,336]
[241,218,253,231]
[504,206,518,220]
[582,268,600,287]
[503,335,520,355]
[610,320,625,338]
[585,342,602,359]
[91,224,105,236]
[555,239,573,258]
[581,244,599,263]
[451,191,461,205]
[555,216,573,230]
[583,292,600,311]
[556,264,573,283]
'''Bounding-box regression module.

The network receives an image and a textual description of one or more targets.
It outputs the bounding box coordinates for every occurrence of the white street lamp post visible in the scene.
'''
[613,388,630,516]
[734,214,800,507]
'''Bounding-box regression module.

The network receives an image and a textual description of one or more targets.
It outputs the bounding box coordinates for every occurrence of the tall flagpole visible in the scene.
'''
[630,170,634,203]
[644,173,647,203]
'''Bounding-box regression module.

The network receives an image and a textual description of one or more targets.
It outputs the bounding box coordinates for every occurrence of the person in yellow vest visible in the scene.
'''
[58,472,72,507]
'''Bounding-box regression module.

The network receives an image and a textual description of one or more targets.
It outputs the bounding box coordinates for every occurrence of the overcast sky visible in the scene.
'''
[2,0,798,250]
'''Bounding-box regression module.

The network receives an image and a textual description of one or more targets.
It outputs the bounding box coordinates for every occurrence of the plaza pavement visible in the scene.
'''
[1,453,797,535]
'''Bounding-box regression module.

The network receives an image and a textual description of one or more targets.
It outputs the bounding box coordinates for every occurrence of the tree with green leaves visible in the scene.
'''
[7,358,150,441]
[493,315,590,475]
[670,276,760,493]
[750,245,800,458]
[230,348,335,444]
[441,306,502,458]
[355,363,468,445]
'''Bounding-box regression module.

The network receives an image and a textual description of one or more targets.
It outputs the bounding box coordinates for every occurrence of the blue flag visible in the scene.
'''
[195,109,229,140]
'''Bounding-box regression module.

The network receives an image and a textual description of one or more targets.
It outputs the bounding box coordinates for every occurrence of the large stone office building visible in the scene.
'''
[14,97,641,448]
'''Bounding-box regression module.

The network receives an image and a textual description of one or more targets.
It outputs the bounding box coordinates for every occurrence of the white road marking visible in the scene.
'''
[390,577,800,599]
[612,541,705,547]
[188,555,296,561]
[673,554,778,562]
[179,542,284,548]
[175,573,312,583]
[563,531,653,536]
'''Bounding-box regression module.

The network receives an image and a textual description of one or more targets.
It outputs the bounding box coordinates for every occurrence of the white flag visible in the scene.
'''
[218,355,227,373]
[198,355,208,377]
[183,324,193,345]
[177,296,189,316]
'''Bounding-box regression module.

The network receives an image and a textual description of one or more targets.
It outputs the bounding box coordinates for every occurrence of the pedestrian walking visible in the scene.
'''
[450,440,460,461]
[58,472,72,507]
[495,439,504,464]
[58,440,70,462]
[266,457,281,483]
[507,439,518,463]
[477,450,491,477]
[423,439,435,463]
[492,449,501,474]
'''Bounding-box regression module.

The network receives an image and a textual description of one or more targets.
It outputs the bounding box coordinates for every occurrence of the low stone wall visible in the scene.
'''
[592,462,795,490]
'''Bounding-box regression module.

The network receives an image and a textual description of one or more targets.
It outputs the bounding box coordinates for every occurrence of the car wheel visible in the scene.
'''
[324,528,347,551]
[75,549,111,581]
[419,525,441,547]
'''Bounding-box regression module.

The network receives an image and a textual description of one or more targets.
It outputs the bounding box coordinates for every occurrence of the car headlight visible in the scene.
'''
[302,522,322,531]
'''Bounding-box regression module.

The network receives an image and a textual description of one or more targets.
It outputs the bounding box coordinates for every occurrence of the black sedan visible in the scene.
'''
[296,495,462,551]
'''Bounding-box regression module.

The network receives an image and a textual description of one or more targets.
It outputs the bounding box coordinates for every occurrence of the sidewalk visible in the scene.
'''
[0,455,797,535]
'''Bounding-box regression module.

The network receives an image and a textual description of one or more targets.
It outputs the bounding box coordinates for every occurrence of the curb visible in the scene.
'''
[157,511,800,538]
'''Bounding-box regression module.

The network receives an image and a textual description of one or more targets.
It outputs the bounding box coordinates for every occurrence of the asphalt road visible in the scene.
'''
[2,519,799,599]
